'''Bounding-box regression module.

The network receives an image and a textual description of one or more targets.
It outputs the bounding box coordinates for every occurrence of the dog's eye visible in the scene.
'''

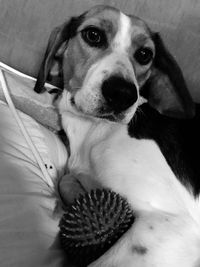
[81,27,107,48]
[134,47,153,65]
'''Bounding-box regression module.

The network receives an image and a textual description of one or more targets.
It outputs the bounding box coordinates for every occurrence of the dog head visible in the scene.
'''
[34,5,195,123]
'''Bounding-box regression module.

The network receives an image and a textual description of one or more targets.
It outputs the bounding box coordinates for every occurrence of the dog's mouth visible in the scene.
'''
[70,95,126,123]
[97,113,117,121]
[97,109,126,122]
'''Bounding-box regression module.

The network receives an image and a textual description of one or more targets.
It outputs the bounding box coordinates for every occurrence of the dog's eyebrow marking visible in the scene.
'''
[112,12,132,52]
[99,19,113,33]
[133,33,153,47]
[131,245,148,255]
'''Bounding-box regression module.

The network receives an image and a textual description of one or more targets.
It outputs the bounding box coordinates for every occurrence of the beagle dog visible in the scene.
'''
[34,5,200,267]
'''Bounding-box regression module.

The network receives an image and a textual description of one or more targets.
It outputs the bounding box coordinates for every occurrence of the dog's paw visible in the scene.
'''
[59,173,85,205]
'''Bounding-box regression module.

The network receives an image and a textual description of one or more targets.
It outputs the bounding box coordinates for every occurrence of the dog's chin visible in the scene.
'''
[71,98,131,124]
[73,105,129,124]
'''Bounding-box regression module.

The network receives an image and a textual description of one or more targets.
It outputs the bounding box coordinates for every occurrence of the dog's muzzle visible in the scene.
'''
[101,75,138,113]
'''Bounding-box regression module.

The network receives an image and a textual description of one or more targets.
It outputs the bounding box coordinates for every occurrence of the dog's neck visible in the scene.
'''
[60,109,120,169]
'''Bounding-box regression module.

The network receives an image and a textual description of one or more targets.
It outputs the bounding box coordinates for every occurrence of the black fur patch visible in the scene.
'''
[128,103,200,196]
[62,13,86,40]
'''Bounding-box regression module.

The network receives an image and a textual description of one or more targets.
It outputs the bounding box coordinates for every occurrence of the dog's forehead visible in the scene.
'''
[79,5,151,39]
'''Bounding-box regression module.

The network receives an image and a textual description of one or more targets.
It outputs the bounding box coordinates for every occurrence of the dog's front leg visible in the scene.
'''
[59,110,104,203]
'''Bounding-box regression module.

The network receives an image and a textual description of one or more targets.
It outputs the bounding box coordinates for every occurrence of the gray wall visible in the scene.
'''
[0,0,199,100]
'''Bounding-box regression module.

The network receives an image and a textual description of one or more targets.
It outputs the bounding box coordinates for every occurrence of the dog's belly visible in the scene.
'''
[87,127,200,267]
[88,126,197,215]
[89,211,200,267]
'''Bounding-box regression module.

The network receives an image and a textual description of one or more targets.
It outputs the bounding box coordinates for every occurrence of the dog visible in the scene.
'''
[34,5,200,267]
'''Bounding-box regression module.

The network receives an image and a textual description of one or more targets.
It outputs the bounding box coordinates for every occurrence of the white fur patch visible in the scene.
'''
[112,12,132,53]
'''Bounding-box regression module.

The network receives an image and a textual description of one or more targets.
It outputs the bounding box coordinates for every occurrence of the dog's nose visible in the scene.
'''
[101,76,138,112]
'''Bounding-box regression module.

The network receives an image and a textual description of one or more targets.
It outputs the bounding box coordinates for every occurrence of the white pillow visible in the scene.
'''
[0,99,69,267]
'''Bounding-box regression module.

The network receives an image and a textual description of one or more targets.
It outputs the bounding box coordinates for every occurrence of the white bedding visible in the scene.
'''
[0,66,69,266]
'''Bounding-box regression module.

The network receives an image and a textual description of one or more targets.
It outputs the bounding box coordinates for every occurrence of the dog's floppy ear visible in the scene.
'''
[141,33,195,118]
[34,15,84,93]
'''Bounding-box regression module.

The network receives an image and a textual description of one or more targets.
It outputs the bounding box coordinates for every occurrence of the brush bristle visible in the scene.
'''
[59,188,135,266]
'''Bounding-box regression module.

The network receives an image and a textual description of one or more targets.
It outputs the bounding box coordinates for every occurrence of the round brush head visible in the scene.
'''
[59,188,135,266]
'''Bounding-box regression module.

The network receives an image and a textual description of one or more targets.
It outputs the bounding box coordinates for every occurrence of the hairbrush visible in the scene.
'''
[59,188,135,266]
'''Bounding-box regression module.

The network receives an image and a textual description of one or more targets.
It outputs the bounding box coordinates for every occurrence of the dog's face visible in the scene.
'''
[34,5,194,123]
[62,7,154,123]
